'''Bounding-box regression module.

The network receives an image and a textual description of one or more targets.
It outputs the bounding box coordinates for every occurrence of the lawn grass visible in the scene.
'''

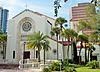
[76,67,100,72]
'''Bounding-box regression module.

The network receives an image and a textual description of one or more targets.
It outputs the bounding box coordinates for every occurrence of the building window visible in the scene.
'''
[13,51,15,59]
[36,51,38,58]
[22,22,32,32]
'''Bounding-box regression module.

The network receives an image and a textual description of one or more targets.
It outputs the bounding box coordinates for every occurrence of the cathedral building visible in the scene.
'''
[6,9,72,63]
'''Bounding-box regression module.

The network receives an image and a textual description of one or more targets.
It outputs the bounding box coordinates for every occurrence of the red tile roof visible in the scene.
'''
[59,41,71,46]
[47,36,72,46]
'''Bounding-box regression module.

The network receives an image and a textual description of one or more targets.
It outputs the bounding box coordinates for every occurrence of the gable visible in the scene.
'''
[12,9,54,20]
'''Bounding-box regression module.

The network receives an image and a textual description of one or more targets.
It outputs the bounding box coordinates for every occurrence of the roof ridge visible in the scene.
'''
[12,9,54,20]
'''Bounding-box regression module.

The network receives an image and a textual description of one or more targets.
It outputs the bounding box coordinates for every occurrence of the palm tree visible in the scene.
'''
[91,0,97,6]
[27,31,47,62]
[55,17,67,30]
[68,29,78,63]
[89,31,99,43]
[61,29,78,63]
[0,32,7,59]
[55,17,67,61]
[42,40,51,65]
[89,46,96,61]
[61,29,71,62]
[85,42,93,61]
[77,18,99,63]
[78,20,93,63]
[77,3,100,63]
[78,34,88,64]
[50,27,60,60]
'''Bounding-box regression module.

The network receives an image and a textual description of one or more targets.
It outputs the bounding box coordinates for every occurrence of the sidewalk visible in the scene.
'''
[0,68,40,72]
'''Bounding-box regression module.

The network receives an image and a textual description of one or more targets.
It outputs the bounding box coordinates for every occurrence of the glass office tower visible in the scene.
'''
[2,9,9,33]
[0,7,3,32]
[0,7,9,33]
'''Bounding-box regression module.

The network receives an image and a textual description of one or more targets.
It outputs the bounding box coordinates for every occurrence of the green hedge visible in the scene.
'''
[42,68,51,72]
[86,60,99,69]
[49,62,61,71]
[64,67,76,72]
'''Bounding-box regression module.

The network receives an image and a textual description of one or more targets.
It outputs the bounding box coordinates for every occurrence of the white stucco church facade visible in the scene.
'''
[6,9,73,63]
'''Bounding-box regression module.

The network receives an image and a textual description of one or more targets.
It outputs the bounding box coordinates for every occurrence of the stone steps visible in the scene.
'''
[0,64,19,69]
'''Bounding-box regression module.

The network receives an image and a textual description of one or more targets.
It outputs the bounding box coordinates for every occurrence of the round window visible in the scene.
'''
[22,22,32,32]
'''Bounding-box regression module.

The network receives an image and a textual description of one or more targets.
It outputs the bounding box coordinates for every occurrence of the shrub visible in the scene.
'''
[86,60,99,69]
[68,64,80,68]
[42,68,51,72]
[64,67,76,72]
[49,62,61,71]
[80,61,86,65]
[68,59,73,64]
[63,59,73,65]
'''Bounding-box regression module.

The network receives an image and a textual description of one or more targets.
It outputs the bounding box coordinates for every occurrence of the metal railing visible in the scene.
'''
[19,59,40,68]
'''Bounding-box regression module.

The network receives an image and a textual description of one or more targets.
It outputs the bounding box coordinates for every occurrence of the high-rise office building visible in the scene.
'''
[2,9,9,33]
[0,7,3,32]
[70,3,93,33]
[0,7,9,33]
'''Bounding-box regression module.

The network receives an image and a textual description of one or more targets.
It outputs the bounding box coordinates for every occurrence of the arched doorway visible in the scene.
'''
[17,17,35,60]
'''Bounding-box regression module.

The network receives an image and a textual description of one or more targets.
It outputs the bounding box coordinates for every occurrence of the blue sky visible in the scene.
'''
[0,0,91,21]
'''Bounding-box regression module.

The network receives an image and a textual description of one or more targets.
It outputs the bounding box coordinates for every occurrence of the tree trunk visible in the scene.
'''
[44,48,45,65]
[62,38,64,61]
[34,48,35,59]
[79,41,82,64]
[90,51,92,61]
[5,42,7,59]
[67,45,69,64]
[3,42,5,59]
[38,47,40,62]
[60,24,63,31]
[56,35,59,60]
[60,24,64,61]
[88,49,89,61]
[79,48,81,64]
[73,42,77,63]
[85,43,87,63]
[67,38,70,64]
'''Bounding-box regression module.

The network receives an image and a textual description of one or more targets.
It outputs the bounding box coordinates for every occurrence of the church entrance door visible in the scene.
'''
[24,51,30,59]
